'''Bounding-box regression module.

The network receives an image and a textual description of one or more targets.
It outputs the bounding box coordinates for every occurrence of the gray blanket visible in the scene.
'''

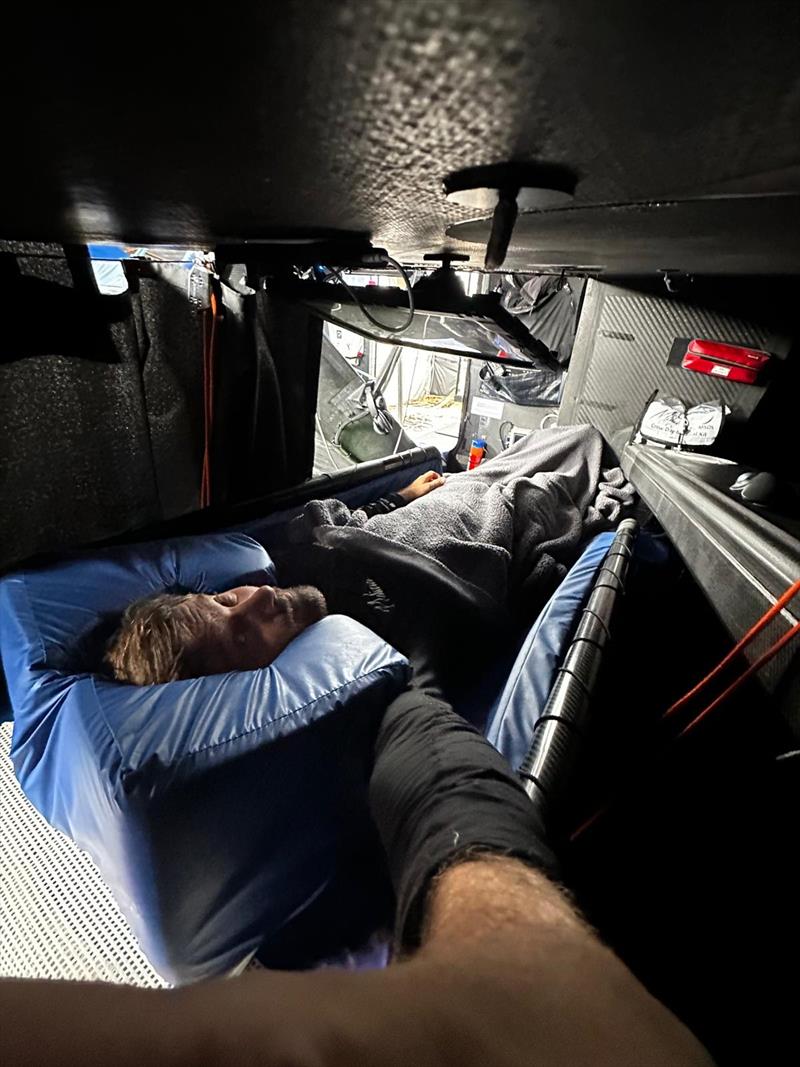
[291,425,634,629]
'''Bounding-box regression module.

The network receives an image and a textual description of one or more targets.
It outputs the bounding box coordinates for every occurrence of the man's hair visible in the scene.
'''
[105,592,209,686]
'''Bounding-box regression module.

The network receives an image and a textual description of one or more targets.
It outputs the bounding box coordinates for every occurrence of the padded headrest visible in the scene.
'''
[1,532,278,732]
[5,532,276,677]
[0,533,410,981]
[0,529,411,792]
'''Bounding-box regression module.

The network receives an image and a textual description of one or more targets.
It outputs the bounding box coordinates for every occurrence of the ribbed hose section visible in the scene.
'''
[518,518,639,814]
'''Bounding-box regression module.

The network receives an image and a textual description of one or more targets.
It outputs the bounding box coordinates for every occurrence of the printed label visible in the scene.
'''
[471,396,505,419]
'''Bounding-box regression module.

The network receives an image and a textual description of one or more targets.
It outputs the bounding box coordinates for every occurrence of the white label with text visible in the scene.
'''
[471,396,505,419]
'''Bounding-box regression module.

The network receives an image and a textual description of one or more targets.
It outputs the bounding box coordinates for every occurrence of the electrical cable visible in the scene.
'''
[325,255,415,335]
[499,419,514,449]
[200,296,210,506]
[315,413,345,472]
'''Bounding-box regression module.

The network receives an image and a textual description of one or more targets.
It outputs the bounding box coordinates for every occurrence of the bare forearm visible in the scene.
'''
[0,978,194,1067]
[201,859,712,1067]
[415,857,714,1067]
[1,861,711,1067]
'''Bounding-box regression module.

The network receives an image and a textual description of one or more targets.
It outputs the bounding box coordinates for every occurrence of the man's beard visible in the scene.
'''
[283,584,328,628]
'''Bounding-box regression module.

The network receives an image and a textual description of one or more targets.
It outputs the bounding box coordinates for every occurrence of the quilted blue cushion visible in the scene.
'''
[0,533,410,983]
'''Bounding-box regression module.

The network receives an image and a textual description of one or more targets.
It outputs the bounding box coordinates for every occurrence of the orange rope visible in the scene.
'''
[663,579,800,721]
[677,620,800,738]
[570,578,800,843]
[570,803,609,842]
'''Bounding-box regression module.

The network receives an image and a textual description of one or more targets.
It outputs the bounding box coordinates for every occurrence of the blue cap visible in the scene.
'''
[471,437,487,448]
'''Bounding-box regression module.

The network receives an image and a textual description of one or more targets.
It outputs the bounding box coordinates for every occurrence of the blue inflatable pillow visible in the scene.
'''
[0,533,410,983]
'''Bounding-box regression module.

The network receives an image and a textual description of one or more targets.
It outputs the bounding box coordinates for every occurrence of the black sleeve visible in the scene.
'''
[368,685,559,954]
[359,491,408,520]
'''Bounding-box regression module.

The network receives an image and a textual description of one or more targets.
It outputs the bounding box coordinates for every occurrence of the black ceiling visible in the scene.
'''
[2,1,799,273]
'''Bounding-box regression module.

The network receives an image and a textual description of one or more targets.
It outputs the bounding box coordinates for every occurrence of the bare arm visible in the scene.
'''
[358,470,445,519]
[0,857,711,1067]
[196,857,713,1066]
[395,469,445,502]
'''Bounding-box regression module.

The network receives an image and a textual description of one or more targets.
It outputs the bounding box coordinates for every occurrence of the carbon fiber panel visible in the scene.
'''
[559,281,775,442]
[621,444,799,722]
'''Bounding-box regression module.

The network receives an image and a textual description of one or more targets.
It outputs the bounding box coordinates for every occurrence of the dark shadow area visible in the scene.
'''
[564,539,798,1064]
[0,259,129,364]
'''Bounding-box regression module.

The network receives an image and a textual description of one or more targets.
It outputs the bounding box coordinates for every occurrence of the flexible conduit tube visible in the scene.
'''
[518,518,639,812]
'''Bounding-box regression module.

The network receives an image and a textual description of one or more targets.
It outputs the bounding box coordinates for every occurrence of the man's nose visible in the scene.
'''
[239,584,280,616]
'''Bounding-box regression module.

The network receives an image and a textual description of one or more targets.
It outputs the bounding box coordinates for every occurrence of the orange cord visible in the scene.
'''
[570,803,609,842]
[663,579,800,721]
[677,619,800,739]
[570,578,800,843]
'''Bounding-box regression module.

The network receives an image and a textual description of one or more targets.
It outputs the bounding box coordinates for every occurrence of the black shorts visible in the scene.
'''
[369,685,559,952]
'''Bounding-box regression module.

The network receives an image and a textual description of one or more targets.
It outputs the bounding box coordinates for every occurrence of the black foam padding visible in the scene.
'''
[0,257,326,573]
[0,271,160,570]
[139,271,206,517]
[0,260,204,570]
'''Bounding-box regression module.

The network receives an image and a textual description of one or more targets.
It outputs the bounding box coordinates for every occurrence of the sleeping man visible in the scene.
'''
[7,427,713,1066]
[105,424,633,693]
[104,468,445,687]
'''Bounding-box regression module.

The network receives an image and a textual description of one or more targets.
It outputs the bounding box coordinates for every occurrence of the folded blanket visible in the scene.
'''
[290,425,635,632]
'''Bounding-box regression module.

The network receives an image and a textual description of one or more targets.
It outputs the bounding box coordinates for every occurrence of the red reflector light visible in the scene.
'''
[681,339,770,384]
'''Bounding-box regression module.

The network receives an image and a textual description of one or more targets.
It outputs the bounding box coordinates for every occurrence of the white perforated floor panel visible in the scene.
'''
[0,722,168,986]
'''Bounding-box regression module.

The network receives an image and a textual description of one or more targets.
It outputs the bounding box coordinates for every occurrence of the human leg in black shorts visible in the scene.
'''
[368,683,558,952]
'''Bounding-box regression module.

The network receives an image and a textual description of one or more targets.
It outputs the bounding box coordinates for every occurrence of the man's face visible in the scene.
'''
[183,584,327,676]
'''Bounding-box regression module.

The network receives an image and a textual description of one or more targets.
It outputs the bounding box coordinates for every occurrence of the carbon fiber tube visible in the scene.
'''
[518,518,639,813]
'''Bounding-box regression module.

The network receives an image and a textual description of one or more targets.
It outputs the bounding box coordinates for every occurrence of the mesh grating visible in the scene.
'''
[0,722,168,987]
